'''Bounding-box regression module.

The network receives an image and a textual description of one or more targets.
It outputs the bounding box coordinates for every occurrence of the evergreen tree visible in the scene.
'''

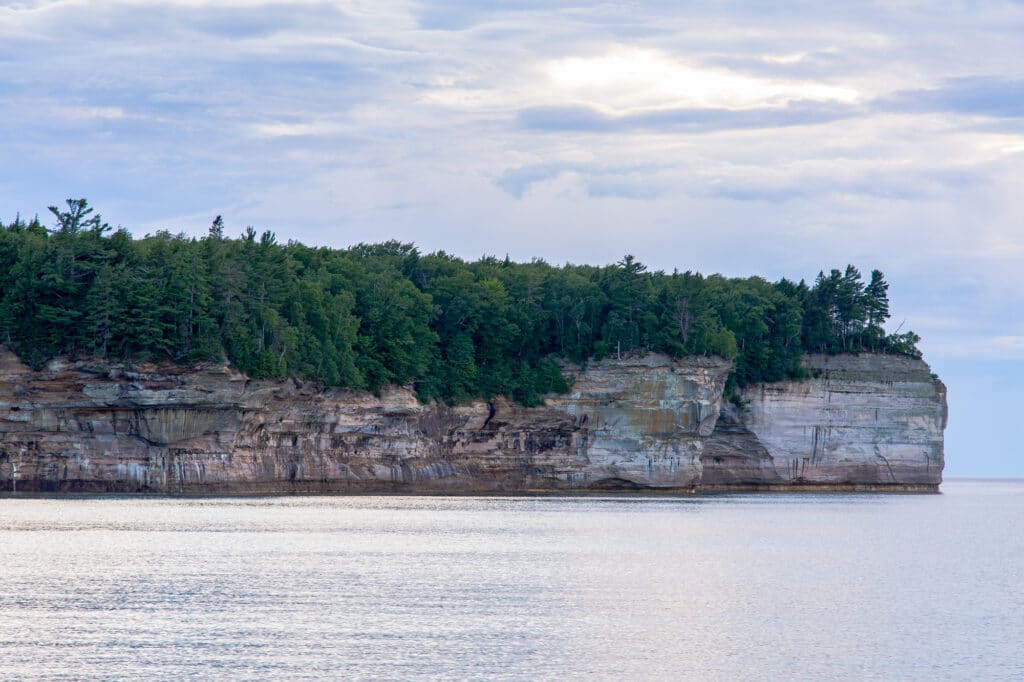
[0,200,924,401]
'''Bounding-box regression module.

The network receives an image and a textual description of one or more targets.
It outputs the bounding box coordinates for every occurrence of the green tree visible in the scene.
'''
[0,199,925,403]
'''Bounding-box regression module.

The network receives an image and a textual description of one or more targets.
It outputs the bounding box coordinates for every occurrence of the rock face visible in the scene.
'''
[702,354,947,490]
[0,348,946,493]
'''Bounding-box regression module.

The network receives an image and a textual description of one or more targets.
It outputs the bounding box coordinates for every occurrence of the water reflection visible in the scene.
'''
[1,482,1021,680]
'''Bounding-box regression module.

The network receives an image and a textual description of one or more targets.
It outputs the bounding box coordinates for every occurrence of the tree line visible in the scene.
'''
[0,199,921,405]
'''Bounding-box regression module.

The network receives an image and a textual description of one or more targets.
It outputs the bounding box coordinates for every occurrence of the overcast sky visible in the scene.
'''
[2,1,1022,475]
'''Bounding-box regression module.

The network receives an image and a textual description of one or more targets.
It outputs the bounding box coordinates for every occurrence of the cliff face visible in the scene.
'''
[0,348,945,493]
[702,354,947,489]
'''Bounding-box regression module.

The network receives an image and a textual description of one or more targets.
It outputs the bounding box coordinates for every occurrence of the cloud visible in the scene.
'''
[699,163,985,203]
[497,163,665,199]
[877,77,1024,118]
[544,48,859,111]
[497,165,563,198]
[517,100,859,133]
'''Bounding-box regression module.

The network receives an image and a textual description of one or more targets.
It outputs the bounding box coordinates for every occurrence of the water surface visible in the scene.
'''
[1,480,1021,680]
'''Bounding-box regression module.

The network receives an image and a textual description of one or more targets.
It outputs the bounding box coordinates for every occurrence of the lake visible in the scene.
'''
[1,480,1021,680]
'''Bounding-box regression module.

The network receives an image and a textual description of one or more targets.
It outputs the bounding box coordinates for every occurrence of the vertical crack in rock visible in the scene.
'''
[704,354,947,490]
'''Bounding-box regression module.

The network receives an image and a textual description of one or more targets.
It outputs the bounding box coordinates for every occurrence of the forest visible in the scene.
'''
[0,199,921,405]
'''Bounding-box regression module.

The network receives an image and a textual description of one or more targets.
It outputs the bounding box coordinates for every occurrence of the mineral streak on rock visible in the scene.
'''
[706,354,947,490]
[0,347,946,494]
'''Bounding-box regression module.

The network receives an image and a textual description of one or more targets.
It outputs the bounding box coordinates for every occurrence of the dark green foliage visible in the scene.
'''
[803,266,911,357]
[0,199,923,402]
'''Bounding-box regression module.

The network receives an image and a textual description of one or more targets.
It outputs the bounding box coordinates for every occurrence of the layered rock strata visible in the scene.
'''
[702,354,947,490]
[0,348,946,493]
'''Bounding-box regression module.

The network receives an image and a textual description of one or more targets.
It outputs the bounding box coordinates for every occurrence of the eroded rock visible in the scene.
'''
[0,348,945,493]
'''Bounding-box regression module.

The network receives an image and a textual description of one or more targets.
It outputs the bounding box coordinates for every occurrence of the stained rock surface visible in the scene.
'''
[0,348,945,493]
[703,354,947,489]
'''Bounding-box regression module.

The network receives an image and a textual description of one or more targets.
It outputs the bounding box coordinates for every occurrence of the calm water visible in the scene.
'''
[1,480,1021,681]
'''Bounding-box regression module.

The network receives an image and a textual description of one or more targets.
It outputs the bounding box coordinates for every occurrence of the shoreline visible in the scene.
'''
[0,482,941,498]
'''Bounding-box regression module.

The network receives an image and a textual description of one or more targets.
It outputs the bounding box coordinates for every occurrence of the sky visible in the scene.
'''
[1,1,1022,476]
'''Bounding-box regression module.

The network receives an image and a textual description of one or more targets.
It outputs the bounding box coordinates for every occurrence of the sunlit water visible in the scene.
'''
[1,480,1021,680]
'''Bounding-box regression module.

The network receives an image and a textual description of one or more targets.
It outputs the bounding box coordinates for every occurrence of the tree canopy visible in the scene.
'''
[0,199,922,405]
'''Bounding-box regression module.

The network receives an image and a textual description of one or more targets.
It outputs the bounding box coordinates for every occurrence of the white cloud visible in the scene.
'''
[545,48,859,113]
[48,105,126,121]
[249,121,347,138]
[761,51,814,65]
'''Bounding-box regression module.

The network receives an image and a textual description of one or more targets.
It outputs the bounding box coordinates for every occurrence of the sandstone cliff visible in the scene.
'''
[0,348,946,493]
[703,354,947,490]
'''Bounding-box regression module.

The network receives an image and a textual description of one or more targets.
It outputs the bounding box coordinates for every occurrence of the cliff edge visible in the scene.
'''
[0,348,946,493]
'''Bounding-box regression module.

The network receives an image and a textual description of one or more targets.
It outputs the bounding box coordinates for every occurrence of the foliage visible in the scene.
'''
[0,199,923,403]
